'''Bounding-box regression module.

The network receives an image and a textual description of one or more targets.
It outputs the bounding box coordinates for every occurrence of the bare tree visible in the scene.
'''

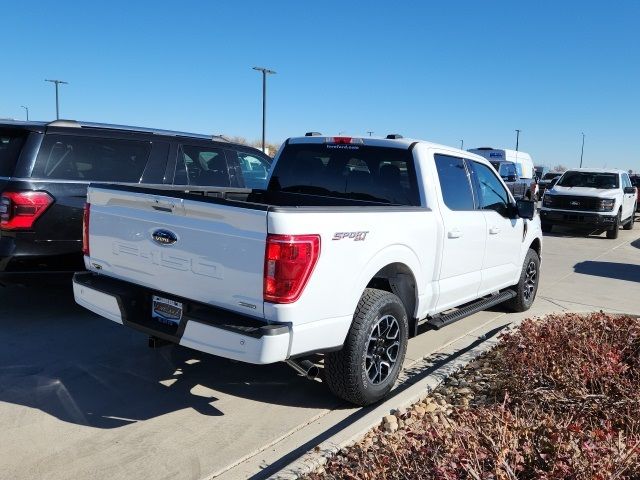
[217,135,280,157]
[552,165,568,172]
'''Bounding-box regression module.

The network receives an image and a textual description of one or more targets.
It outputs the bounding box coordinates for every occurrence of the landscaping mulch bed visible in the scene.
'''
[306,312,640,479]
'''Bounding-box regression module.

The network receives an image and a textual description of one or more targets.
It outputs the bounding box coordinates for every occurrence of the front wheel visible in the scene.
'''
[623,208,635,230]
[606,211,621,239]
[324,288,408,406]
[505,248,540,312]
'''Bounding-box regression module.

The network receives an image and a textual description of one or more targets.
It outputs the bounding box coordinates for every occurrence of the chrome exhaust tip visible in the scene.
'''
[286,359,320,381]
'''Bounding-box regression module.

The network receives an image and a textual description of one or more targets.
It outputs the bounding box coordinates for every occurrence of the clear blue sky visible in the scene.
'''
[2,1,639,171]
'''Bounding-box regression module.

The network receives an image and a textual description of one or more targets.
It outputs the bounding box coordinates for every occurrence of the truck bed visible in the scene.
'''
[85,184,427,320]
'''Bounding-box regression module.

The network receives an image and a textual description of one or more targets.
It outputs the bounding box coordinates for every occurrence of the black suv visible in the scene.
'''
[0,120,272,285]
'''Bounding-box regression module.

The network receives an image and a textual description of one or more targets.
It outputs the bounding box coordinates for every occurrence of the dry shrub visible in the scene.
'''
[308,313,640,480]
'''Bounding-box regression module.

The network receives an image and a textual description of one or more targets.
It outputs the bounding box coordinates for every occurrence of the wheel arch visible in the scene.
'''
[529,237,542,259]
[366,262,418,328]
[352,245,422,323]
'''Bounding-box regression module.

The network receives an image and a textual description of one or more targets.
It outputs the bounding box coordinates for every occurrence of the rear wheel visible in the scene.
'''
[505,248,540,312]
[623,208,635,230]
[325,288,408,406]
[606,211,621,239]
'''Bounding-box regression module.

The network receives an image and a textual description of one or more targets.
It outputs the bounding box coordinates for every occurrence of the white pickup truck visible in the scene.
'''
[74,134,543,405]
[540,168,637,238]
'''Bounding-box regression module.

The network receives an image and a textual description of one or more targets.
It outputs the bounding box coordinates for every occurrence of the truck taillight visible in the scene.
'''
[82,203,90,256]
[264,234,320,304]
[0,191,53,230]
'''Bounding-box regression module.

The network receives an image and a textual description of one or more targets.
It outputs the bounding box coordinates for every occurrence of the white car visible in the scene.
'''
[73,134,543,405]
[540,168,637,238]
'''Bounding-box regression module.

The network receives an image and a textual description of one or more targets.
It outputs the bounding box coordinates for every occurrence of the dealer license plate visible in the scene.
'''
[152,295,183,326]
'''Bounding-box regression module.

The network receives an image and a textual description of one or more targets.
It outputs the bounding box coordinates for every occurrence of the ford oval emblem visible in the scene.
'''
[152,229,178,246]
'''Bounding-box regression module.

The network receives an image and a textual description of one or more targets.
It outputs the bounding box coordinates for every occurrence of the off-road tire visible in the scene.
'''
[505,248,540,313]
[324,288,408,406]
[623,208,635,230]
[606,211,621,239]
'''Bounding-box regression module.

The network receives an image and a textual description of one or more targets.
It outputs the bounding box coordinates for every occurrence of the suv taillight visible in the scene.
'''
[0,191,54,230]
[264,234,321,303]
[82,203,91,256]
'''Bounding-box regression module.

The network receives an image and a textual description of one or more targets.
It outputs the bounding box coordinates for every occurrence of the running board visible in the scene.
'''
[423,290,516,330]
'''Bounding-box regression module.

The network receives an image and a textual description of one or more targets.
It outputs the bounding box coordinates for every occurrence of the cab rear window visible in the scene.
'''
[0,130,27,177]
[268,143,420,205]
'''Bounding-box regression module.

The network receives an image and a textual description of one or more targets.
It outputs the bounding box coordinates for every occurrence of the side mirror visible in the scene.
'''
[516,199,535,220]
[624,186,636,194]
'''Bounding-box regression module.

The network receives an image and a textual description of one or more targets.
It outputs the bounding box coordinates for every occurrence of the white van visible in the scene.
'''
[468,148,535,180]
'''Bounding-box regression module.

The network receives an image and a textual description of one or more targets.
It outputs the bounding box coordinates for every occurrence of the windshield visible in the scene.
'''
[556,171,619,189]
[0,130,27,177]
[268,143,420,205]
[542,172,561,180]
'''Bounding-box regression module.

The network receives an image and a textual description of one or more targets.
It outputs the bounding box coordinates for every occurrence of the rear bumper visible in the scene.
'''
[0,234,83,282]
[72,272,291,364]
[539,209,617,227]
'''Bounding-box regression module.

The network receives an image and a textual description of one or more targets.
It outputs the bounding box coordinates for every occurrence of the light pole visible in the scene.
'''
[367,131,374,137]
[45,79,69,120]
[252,67,276,152]
[460,139,464,150]
[515,129,521,151]
[20,105,29,121]
[579,132,585,168]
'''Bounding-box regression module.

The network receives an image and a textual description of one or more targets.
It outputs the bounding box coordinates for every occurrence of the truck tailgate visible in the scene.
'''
[87,186,268,317]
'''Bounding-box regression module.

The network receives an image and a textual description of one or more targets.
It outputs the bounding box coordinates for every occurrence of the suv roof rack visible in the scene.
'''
[305,132,322,136]
[386,134,403,139]
[45,119,226,141]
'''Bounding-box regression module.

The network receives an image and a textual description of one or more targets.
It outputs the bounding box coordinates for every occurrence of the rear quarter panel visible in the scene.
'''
[264,208,439,326]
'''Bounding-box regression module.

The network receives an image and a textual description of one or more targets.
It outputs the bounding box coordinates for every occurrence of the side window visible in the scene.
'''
[622,174,631,188]
[472,161,511,216]
[32,134,151,182]
[434,154,475,211]
[233,151,271,189]
[174,145,229,187]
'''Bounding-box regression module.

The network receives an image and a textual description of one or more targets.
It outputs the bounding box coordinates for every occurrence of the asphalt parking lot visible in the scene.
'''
[1,220,639,480]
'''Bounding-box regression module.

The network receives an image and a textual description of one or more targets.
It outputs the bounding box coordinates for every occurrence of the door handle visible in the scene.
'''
[489,226,501,235]
[448,228,462,239]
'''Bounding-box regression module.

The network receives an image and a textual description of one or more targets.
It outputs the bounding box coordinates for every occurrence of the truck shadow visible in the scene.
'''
[0,285,338,429]
[574,260,640,283]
